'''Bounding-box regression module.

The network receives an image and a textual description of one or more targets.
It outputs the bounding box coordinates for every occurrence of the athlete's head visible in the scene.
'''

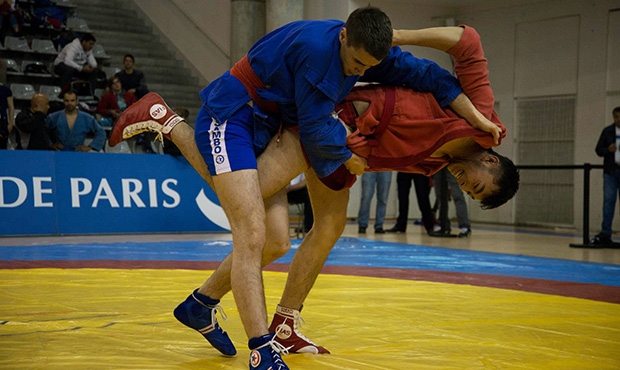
[613,106,620,128]
[339,6,392,76]
[447,148,519,209]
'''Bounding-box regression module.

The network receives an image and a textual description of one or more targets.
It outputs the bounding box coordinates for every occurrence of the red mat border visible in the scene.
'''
[2,260,619,304]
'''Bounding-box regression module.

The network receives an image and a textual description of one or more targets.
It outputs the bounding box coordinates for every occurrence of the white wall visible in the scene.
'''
[453,0,619,229]
[128,0,620,231]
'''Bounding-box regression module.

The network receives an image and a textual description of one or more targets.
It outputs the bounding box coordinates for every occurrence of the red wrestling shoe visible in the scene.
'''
[268,305,330,354]
[109,92,184,146]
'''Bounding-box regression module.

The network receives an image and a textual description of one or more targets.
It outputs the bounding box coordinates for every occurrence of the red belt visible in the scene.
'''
[230,55,279,114]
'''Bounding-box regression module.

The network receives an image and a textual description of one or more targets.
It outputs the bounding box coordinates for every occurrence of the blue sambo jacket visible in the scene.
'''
[199,19,463,179]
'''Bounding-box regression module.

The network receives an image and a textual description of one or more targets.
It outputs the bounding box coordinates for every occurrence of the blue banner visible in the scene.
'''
[0,151,230,235]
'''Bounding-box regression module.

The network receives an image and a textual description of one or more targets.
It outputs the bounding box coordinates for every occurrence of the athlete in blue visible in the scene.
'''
[111,6,496,369]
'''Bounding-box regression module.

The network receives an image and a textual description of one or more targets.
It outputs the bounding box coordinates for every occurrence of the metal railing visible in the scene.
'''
[515,164,605,247]
[433,163,616,248]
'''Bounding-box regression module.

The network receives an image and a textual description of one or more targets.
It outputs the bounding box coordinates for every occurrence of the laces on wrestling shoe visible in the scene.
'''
[109,92,184,146]
[173,290,236,356]
[249,333,290,370]
[122,120,166,145]
[269,305,330,354]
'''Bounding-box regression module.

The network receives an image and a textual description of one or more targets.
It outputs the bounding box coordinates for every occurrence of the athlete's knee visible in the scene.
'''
[262,238,291,265]
[313,216,346,243]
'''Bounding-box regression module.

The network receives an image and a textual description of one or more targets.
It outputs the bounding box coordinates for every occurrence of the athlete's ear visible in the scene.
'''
[483,154,500,165]
[339,27,347,44]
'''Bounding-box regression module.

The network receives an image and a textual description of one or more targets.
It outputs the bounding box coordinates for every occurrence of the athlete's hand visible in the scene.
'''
[471,115,502,145]
[344,153,368,175]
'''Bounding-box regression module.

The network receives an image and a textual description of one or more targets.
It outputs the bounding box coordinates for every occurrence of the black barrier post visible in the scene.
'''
[568,163,620,248]
[582,163,591,245]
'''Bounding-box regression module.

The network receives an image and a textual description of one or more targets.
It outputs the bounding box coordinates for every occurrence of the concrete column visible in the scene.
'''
[230,0,266,67]
[266,0,303,32]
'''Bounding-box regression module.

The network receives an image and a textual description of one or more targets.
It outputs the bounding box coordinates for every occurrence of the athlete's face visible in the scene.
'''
[339,28,381,77]
[613,111,620,128]
[447,154,500,201]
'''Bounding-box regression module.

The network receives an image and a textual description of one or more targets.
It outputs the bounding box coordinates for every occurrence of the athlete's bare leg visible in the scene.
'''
[278,169,349,309]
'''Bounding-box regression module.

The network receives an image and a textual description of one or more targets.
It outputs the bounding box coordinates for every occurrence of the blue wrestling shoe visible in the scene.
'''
[249,333,290,370]
[173,289,237,356]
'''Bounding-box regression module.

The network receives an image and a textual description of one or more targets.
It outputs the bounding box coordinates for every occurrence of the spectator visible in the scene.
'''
[433,168,471,237]
[387,173,438,234]
[592,106,620,245]
[53,33,98,95]
[357,171,392,233]
[286,173,314,234]
[15,93,51,150]
[46,91,105,152]
[0,81,14,149]
[0,0,22,36]
[115,54,148,99]
[96,76,136,124]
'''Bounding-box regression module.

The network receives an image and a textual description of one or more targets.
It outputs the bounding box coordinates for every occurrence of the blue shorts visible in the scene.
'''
[195,104,258,175]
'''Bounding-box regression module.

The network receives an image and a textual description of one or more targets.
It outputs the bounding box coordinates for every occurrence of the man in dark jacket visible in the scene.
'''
[15,94,51,150]
[593,106,620,245]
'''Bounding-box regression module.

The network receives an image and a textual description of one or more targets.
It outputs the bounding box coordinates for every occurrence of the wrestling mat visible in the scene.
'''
[1,238,619,369]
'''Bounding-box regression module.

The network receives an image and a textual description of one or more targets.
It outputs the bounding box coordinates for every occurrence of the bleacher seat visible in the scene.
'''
[101,66,120,78]
[66,17,91,32]
[92,44,110,59]
[10,84,36,100]
[105,139,132,154]
[22,61,53,77]
[71,80,95,102]
[4,36,32,52]
[93,88,105,100]
[32,39,57,55]
[40,85,62,101]
[55,0,76,6]
[4,59,21,75]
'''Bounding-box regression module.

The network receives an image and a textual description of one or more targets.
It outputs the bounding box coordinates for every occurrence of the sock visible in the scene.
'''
[192,289,219,306]
[248,333,273,350]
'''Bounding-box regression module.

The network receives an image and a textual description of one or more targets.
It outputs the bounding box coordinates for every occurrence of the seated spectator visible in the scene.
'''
[96,76,136,124]
[0,0,22,36]
[46,91,105,152]
[115,54,148,99]
[0,81,14,149]
[15,93,51,150]
[162,107,188,156]
[53,33,98,95]
[0,58,6,84]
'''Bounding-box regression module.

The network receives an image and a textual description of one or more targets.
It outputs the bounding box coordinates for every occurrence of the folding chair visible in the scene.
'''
[101,66,120,78]
[32,39,57,55]
[22,61,53,77]
[10,84,36,100]
[39,85,62,101]
[66,18,91,32]
[3,59,21,75]
[92,44,110,59]
[4,36,32,52]
[70,80,95,103]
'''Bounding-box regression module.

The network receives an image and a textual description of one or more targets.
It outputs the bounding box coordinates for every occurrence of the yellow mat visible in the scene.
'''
[1,269,619,369]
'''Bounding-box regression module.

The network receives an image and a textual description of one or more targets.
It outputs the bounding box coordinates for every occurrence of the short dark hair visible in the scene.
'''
[344,6,392,61]
[63,90,77,99]
[480,148,520,210]
[613,106,620,115]
[107,76,120,89]
[81,33,96,43]
[123,54,135,62]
